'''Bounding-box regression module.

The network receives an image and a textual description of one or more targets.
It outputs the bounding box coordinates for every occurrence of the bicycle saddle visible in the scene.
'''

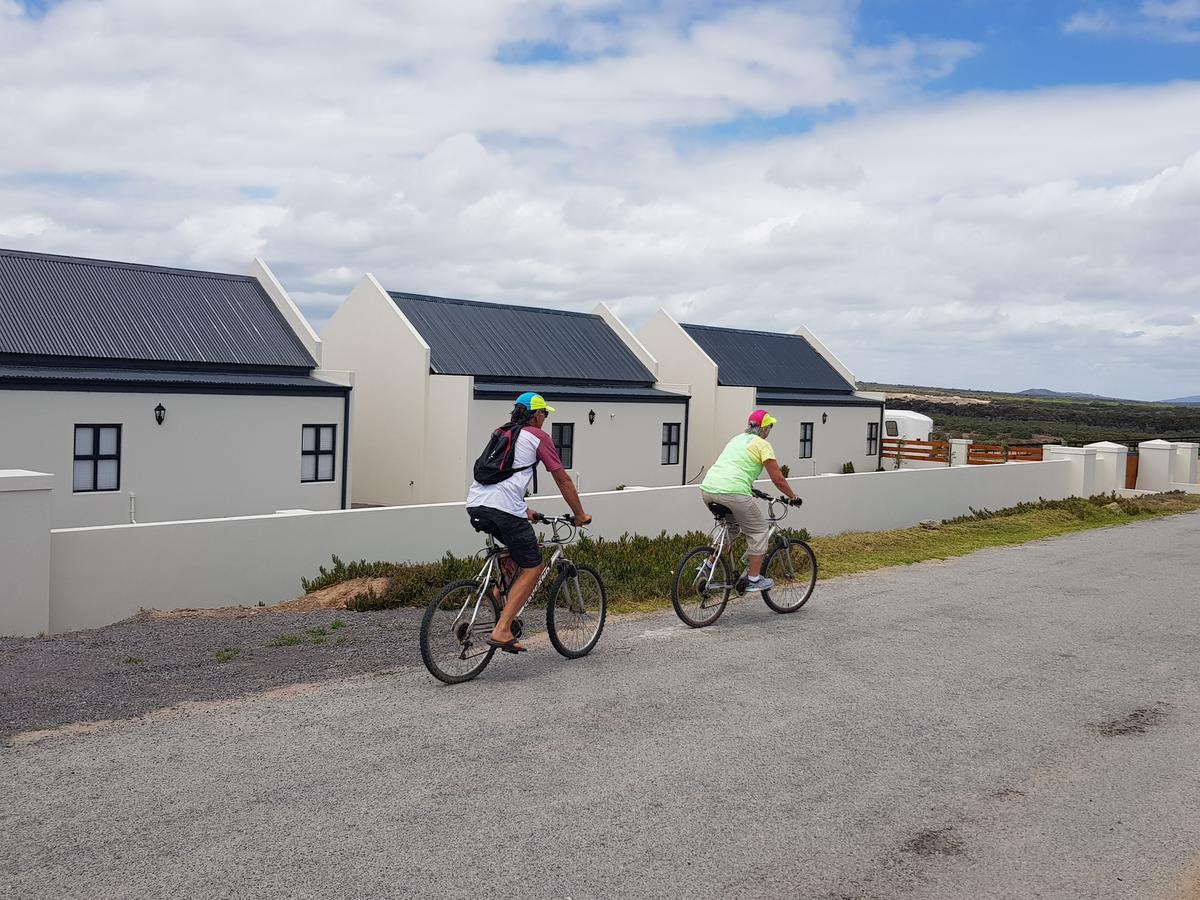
[469,516,507,543]
[705,501,734,520]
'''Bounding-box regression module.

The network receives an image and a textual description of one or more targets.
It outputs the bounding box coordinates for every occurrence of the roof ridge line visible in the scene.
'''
[388,290,600,320]
[0,247,254,283]
[682,321,809,339]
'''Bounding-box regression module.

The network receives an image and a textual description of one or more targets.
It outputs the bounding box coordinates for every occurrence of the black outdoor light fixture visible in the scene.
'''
[588,409,596,425]
[822,412,828,424]
[154,403,166,425]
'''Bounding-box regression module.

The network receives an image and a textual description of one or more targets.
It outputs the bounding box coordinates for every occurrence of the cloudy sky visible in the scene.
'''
[2,0,1198,400]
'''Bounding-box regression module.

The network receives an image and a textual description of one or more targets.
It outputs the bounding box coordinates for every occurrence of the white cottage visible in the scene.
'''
[0,248,352,527]
[321,276,690,505]
[637,311,885,480]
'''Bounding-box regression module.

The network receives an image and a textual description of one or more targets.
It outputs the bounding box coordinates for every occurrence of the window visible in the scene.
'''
[302,425,337,482]
[799,422,814,459]
[885,419,898,437]
[662,422,681,465]
[867,422,880,456]
[552,423,574,468]
[73,425,121,492]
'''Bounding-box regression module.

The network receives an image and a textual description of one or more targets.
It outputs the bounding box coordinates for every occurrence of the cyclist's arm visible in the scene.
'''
[550,468,590,524]
[763,459,797,499]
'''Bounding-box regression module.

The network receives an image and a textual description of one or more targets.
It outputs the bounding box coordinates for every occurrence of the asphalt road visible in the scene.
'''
[4,513,1200,899]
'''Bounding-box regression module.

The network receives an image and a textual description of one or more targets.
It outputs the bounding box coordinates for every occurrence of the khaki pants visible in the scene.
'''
[702,491,769,556]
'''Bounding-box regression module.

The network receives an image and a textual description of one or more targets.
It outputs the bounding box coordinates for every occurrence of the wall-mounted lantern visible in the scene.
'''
[154,403,167,426]
[821,412,828,424]
[588,409,596,425]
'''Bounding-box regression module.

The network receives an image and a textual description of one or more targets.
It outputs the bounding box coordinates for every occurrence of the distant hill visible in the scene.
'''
[1161,396,1200,405]
[1018,388,1126,401]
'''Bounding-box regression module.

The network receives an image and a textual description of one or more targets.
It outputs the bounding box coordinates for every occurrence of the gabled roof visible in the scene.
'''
[389,291,655,384]
[0,248,316,370]
[680,323,854,393]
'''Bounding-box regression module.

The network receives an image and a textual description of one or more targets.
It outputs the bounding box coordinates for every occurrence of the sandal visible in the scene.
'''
[486,637,528,654]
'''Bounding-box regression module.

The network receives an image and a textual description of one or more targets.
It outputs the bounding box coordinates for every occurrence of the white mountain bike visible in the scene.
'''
[419,514,607,684]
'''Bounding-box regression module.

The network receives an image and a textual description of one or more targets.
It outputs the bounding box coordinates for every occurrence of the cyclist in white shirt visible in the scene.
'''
[466,392,591,654]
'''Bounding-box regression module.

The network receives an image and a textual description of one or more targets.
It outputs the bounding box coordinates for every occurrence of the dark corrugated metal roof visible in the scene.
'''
[681,323,854,392]
[473,381,687,404]
[390,291,654,383]
[757,390,881,407]
[0,365,346,394]
[0,248,316,369]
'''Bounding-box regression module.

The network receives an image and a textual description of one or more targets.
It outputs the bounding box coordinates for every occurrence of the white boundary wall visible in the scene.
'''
[45,460,1071,633]
[0,470,53,636]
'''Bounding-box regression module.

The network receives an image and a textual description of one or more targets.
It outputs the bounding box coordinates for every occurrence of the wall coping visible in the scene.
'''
[1043,446,1097,457]
[0,470,54,492]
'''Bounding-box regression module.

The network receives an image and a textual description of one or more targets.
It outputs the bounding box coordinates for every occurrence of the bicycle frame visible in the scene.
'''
[700,495,792,592]
[454,517,580,642]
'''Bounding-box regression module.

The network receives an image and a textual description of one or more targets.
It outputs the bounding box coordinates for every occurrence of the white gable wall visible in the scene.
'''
[249,258,323,365]
[0,388,346,528]
[637,310,720,483]
[424,374,473,503]
[322,275,430,506]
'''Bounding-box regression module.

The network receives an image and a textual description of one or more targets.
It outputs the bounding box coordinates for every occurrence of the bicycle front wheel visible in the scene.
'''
[419,580,501,684]
[762,540,817,613]
[547,564,607,658]
[671,546,731,628]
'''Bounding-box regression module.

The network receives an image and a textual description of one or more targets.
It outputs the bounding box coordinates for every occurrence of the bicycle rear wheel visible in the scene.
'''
[419,580,501,684]
[762,540,817,613]
[671,546,731,628]
[547,563,607,658]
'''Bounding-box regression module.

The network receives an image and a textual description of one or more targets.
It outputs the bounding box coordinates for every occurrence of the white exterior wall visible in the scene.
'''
[637,310,720,483]
[0,388,346,528]
[768,404,883,477]
[464,396,690,497]
[424,375,474,503]
[0,470,52,636]
[47,459,1072,632]
[321,274,431,506]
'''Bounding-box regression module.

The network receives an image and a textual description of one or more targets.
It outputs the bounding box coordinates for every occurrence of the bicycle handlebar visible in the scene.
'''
[531,513,581,525]
[752,489,802,507]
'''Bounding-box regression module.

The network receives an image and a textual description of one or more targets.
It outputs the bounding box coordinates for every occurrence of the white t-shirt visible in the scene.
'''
[466,426,564,517]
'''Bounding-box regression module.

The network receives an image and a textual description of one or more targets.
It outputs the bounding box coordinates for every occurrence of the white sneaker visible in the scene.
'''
[745,575,774,592]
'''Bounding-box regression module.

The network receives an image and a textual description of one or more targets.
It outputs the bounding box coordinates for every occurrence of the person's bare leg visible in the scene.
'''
[748,554,765,578]
[491,563,544,647]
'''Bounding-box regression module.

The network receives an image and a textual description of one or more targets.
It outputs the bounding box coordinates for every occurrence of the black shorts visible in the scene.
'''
[466,506,542,569]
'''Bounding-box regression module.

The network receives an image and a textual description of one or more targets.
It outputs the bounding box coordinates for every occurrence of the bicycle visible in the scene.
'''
[671,488,817,628]
[419,513,607,684]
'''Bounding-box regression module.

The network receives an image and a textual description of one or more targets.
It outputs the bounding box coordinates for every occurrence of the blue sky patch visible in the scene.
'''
[239,185,277,201]
[858,0,1200,92]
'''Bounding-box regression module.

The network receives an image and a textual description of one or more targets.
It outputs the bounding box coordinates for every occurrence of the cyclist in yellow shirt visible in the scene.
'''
[700,409,800,591]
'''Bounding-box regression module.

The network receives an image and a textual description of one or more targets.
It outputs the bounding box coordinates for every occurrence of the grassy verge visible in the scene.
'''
[300,493,1200,616]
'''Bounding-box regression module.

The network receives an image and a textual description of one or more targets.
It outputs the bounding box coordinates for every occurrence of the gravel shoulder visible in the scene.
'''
[0,607,426,740]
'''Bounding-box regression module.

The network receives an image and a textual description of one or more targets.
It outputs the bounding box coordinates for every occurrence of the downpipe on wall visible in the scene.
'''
[129,491,136,524]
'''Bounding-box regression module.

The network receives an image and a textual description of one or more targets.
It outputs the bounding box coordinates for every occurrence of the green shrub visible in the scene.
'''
[304,523,812,615]
[841,462,855,474]
[779,464,790,478]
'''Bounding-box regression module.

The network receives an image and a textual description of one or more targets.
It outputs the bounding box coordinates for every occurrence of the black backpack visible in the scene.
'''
[473,422,536,485]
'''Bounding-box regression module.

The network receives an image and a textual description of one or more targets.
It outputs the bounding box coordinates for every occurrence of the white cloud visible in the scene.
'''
[0,1,1197,399]
[1064,1,1200,42]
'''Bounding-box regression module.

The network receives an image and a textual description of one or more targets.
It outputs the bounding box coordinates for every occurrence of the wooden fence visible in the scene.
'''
[882,439,1044,467]
[967,443,1044,465]
[881,439,949,465]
